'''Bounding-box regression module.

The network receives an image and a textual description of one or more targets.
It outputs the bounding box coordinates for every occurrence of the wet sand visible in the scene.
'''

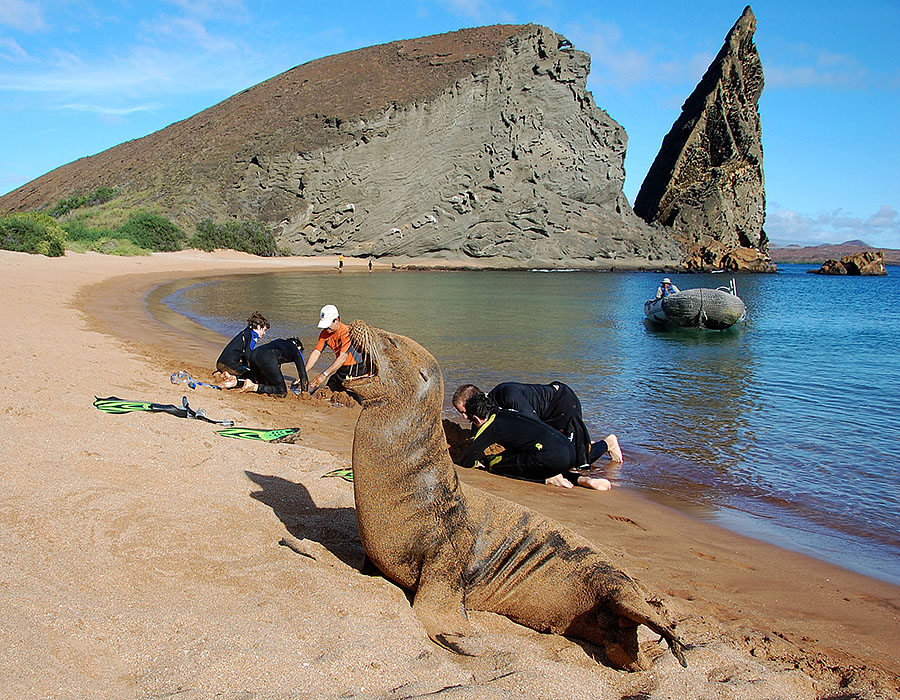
[1,249,898,699]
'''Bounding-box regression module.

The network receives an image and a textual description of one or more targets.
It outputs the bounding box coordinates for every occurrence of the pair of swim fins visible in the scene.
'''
[93,396,300,442]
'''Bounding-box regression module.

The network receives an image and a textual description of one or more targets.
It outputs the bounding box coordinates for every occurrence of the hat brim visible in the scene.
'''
[318,317,338,329]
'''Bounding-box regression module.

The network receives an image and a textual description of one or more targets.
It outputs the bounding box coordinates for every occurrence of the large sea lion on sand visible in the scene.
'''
[343,320,686,671]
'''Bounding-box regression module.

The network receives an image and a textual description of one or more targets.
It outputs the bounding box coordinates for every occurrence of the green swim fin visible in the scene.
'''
[93,396,234,426]
[322,468,354,482]
[215,427,301,443]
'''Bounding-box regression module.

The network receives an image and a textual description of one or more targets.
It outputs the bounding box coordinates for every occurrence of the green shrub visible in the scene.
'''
[49,185,118,218]
[0,212,66,257]
[189,219,286,257]
[118,212,186,252]
[62,220,118,242]
[93,237,152,256]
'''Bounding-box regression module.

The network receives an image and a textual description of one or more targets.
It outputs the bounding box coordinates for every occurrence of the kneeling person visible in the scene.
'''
[453,381,621,467]
[461,394,610,490]
[241,337,309,395]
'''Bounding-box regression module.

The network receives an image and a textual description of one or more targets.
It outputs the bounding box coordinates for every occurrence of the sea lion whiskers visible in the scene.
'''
[346,320,380,382]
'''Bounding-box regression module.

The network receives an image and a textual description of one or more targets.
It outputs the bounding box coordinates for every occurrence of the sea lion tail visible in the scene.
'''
[615,601,688,668]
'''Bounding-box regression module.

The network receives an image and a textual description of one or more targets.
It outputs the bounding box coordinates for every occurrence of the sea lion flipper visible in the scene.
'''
[412,573,482,657]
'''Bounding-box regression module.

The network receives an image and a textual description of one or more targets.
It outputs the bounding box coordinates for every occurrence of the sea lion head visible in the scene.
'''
[345,320,443,411]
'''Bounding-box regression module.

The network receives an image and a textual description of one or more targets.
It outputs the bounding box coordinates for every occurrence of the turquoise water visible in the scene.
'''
[162,264,900,585]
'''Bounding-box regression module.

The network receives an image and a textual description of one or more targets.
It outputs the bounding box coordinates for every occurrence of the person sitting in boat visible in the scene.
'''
[655,277,680,299]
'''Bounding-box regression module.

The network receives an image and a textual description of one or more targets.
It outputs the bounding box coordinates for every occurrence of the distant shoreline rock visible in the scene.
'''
[808,250,888,276]
[772,241,899,266]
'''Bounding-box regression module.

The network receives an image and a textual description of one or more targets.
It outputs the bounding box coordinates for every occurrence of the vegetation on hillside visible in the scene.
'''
[0,212,67,256]
[48,186,118,218]
[2,189,286,257]
[190,219,287,257]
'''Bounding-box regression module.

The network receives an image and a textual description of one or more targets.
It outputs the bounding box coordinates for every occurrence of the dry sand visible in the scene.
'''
[1,249,898,700]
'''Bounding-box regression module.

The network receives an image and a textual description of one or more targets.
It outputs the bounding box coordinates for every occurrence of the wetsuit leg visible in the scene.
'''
[488,441,576,483]
[588,439,609,463]
[543,384,592,466]
[253,352,288,395]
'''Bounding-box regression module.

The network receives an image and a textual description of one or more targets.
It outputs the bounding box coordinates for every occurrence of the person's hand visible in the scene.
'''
[311,371,331,389]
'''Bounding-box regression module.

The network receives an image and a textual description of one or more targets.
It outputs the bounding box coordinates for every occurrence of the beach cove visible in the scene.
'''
[1,249,898,699]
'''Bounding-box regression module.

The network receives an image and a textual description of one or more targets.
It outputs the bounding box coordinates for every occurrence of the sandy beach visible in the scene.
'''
[1,248,898,700]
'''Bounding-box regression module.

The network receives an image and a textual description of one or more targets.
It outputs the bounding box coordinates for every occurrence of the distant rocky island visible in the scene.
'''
[770,240,899,266]
[0,8,772,271]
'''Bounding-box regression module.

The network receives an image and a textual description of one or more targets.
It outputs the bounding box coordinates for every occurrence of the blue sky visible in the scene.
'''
[1,1,898,248]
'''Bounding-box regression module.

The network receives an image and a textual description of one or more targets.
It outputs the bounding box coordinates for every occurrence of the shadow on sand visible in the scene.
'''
[245,470,364,569]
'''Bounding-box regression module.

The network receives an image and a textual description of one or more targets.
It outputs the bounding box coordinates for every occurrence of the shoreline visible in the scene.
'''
[151,261,900,588]
[3,249,898,699]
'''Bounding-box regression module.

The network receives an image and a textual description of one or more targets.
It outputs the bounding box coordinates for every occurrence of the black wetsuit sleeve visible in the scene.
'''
[488,383,541,419]
[460,420,496,468]
[288,344,308,389]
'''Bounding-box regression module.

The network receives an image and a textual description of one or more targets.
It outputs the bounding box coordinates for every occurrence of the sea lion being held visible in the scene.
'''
[343,320,686,671]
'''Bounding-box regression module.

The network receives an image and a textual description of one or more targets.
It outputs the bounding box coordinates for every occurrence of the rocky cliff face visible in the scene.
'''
[633,6,771,272]
[0,25,683,268]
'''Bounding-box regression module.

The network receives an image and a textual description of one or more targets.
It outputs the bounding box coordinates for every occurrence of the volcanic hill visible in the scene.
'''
[0,21,763,269]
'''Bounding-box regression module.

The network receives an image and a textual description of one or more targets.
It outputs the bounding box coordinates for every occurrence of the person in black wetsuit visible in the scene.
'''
[239,337,309,396]
[460,395,610,490]
[452,382,622,467]
[215,312,270,386]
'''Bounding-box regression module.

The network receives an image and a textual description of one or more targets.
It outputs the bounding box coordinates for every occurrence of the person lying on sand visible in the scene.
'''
[460,394,612,490]
[452,381,623,466]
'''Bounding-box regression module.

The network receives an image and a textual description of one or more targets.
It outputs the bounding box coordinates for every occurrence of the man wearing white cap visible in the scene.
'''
[305,304,360,392]
[655,277,680,299]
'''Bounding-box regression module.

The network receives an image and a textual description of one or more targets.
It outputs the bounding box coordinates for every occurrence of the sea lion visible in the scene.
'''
[343,320,686,671]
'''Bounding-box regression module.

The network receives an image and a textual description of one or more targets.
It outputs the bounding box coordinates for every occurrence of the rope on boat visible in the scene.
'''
[698,288,708,328]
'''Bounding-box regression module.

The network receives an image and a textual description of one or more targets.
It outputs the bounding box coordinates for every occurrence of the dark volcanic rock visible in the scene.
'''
[771,241,900,265]
[633,6,771,272]
[810,251,887,276]
[0,25,684,268]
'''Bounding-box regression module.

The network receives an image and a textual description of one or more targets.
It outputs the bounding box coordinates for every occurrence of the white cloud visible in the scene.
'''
[59,102,160,116]
[568,20,712,92]
[767,50,868,89]
[767,204,900,249]
[144,16,238,53]
[0,0,44,32]
[165,0,247,21]
[441,0,515,23]
[0,35,29,60]
[0,39,259,97]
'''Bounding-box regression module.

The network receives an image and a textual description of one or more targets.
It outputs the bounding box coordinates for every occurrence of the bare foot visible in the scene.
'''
[238,380,258,393]
[604,434,623,463]
[577,476,612,490]
[545,474,574,489]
